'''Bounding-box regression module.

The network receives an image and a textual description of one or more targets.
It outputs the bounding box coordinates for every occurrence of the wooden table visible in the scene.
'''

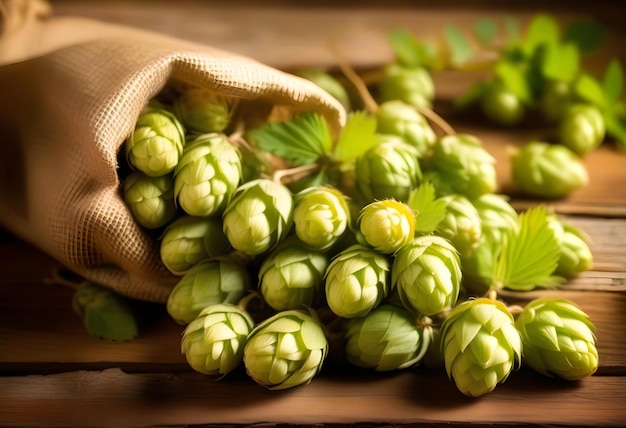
[1,2,625,426]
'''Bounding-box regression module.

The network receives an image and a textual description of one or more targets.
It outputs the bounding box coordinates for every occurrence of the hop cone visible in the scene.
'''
[441,298,522,397]
[244,309,328,390]
[559,104,605,156]
[123,171,177,229]
[344,304,432,371]
[293,186,351,251]
[515,297,598,381]
[554,225,593,278]
[435,194,482,257]
[392,235,461,317]
[325,244,391,318]
[125,106,185,177]
[174,133,242,217]
[160,215,231,275]
[259,240,329,311]
[355,136,422,203]
[173,87,237,134]
[181,304,255,377]
[376,100,436,156]
[378,64,435,109]
[166,257,251,324]
[425,134,497,199]
[511,142,588,198]
[357,199,416,255]
[222,179,293,255]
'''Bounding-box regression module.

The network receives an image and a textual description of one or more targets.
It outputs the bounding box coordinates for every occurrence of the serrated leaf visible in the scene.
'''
[473,18,497,46]
[444,24,472,66]
[541,42,580,83]
[493,205,560,291]
[563,18,605,54]
[574,73,608,109]
[388,28,437,68]
[602,59,624,103]
[332,111,378,162]
[253,112,332,166]
[406,182,447,233]
[494,60,532,102]
[522,14,560,56]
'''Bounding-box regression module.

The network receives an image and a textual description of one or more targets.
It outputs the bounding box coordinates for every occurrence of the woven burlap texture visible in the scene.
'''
[0,3,346,303]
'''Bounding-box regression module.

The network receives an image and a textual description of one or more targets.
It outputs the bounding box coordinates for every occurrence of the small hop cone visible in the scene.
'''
[515,297,598,381]
[554,226,593,278]
[559,104,605,156]
[378,64,435,109]
[357,199,416,255]
[123,171,177,229]
[173,87,238,134]
[441,298,521,397]
[376,100,436,156]
[182,304,255,377]
[244,309,328,390]
[436,194,482,257]
[344,304,432,371]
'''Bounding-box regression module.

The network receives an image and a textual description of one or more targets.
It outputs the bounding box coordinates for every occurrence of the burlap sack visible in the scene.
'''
[0,0,346,302]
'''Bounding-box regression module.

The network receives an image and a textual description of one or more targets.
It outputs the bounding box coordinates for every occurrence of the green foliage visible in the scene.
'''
[333,111,379,162]
[406,181,447,234]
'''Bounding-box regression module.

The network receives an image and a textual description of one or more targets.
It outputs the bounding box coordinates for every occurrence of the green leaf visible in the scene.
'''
[493,205,560,291]
[574,73,608,109]
[332,111,378,162]
[541,42,580,83]
[444,24,472,66]
[494,60,532,102]
[602,59,624,103]
[388,28,437,68]
[473,18,497,46]
[406,182,447,234]
[72,282,139,342]
[563,18,605,54]
[252,112,332,166]
[522,14,560,56]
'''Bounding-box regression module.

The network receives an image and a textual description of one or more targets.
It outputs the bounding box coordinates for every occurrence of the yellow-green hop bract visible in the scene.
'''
[123,171,177,229]
[174,133,242,217]
[258,240,328,311]
[392,235,461,317]
[244,309,328,390]
[358,199,416,255]
[325,244,390,318]
[379,64,435,109]
[125,106,185,177]
[515,297,598,381]
[160,215,231,275]
[559,104,605,156]
[435,194,482,257]
[511,142,588,199]
[173,87,237,134]
[344,304,432,371]
[441,298,521,397]
[166,257,251,324]
[355,136,422,203]
[293,186,351,251]
[554,226,593,278]
[181,304,255,377]
[376,100,436,156]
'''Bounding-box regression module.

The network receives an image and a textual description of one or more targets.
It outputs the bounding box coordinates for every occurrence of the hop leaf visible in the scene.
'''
[332,111,379,162]
[406,182,447,234]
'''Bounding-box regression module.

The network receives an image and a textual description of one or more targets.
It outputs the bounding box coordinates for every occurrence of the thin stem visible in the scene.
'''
[417,106,456,136]
[44,267,83,290]
[272,163,321,185]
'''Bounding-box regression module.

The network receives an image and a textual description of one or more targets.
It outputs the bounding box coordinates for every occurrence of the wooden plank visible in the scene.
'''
[0,368,624,427]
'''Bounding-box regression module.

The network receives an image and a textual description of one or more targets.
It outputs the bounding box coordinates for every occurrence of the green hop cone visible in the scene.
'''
[515,297,598,381]
[480,79,525,126]
[122,171,177,229]
[174,133,242,217]
[160,215,231,275]
[244,309,328,390]
[554,225,593,278]
[293,186,351,251]
[435,194,482,257]
[425,134,497,199]
[392,235,461,317]
[125,106,185,177]
[344,304,432,371]
[222,178,294,255]
[181,303,255,377]
[540,79,577,123]
[258,240,329,311]
[166,257,251,324]
[376,100,436,156]
[378,64,435,109]
[173,87,237,134]
[357,199,416,255]
[355,136,422,203]
[511,142,589,199]
[441,298,522,397]
[559,104,606,156]
[325,244,391,318]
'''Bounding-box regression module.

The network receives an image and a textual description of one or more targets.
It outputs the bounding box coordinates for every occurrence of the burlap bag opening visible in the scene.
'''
[0,0,346,302]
